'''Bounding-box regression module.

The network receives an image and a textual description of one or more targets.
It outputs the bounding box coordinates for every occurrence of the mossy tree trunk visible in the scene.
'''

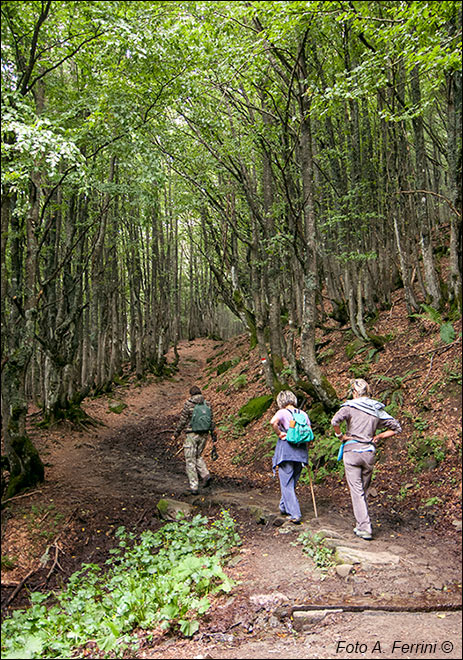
[3,354,43,499]
[2,195,44,500]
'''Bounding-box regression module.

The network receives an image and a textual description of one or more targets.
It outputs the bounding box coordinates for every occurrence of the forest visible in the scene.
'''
[1,1,461,499]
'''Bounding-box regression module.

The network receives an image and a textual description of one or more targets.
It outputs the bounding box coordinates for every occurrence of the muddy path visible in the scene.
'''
[2,339,462,659]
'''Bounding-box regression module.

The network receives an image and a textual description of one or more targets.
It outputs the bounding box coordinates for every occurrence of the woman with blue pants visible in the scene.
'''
[270,390,311,524]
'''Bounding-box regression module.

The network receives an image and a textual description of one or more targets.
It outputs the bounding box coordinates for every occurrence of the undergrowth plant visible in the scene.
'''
[412,304,458,345]
[375,371,417,408]
[231,373,247,390]
[1,510,240,659]
[1,555,17,570]
[292,531,336,573]
[407,433,446,471]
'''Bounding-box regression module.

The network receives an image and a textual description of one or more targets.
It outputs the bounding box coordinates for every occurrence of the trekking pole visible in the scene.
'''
[307,464,318,518]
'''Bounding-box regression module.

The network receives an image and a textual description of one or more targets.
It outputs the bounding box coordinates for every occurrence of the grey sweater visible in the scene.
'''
[331,397,401,449]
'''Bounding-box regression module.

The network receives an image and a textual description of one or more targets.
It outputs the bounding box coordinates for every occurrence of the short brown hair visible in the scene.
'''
[190,386,201,396]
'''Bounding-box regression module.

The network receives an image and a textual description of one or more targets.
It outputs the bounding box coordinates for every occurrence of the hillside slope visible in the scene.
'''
[198,288,462,535]
[1,295,461,658]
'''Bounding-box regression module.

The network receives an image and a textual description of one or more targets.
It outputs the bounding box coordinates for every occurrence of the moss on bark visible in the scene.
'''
[237,395,274,427]
[3,434,44,501]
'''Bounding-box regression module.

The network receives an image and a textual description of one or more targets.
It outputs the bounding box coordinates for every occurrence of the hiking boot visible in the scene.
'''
[354,526,372,540]
[290,517,302,524]
[182,488,199,496]
[202,476,213,488]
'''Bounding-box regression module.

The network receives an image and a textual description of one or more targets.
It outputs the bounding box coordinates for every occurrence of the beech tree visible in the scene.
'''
[2,0,461,498]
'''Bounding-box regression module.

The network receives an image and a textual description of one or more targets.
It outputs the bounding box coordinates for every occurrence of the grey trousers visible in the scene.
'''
[184,432,210,490]
[343,450,376,533]
[278,461,303,519]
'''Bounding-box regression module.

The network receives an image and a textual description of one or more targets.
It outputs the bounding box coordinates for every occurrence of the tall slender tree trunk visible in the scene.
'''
[261,101,284,379]
[250,219,275,392]
[411,66,442,308]
[446,44,462,310]
[298,105,337,409]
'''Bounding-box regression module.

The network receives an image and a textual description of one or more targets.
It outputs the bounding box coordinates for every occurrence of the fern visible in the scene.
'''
[412,305,456,345]
[440,323,455,345]
[418,303,443,325]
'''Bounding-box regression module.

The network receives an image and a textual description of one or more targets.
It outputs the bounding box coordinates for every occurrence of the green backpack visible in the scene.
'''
[286,409,314,445]
[191,403,213,432]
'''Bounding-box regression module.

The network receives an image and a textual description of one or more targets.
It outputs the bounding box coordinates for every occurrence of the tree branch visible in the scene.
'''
[18,0,52,96]
[398,190,461,218]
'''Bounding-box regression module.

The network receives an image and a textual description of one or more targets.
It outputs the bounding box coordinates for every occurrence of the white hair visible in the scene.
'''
[276,390,298,408]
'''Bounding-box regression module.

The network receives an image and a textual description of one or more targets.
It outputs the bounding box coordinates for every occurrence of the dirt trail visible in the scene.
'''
[2,339,462,659]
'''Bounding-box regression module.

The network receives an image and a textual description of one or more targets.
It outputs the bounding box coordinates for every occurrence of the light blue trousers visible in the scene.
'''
[278,461,303,519]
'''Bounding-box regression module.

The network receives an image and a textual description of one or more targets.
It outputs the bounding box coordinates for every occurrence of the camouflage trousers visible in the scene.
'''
[184,432,210,490]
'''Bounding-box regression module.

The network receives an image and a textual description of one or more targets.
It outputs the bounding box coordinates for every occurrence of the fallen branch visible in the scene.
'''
[1,569,35,609]
[46,544,63,582]
[44,507,78,558]
[418,352,436,397]
[2,506,78,608]
[419,378,444,400]
[1,489,43,506]
[38,509,52,525]
[135,508,147,525]
[57,506,79,535]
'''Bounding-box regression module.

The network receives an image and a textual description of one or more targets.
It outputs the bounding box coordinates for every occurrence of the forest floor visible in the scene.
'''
[1,292,462,659]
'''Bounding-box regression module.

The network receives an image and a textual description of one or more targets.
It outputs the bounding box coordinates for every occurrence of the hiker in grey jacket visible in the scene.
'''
[331,378,402,540]
[172,386,216,495]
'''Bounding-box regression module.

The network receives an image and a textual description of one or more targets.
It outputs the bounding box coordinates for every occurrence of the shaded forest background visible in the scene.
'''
[1,0,462,499]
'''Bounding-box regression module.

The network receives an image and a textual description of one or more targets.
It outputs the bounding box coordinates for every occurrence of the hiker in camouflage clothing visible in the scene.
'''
[172,386,216,495]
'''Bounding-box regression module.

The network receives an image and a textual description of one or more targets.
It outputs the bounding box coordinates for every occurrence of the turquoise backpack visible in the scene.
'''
[286,409,314,444]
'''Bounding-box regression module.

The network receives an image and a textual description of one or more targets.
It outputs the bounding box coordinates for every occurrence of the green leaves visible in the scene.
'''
[412,304,457,344]
[1,510,240,658]
[440,322,456,345]
[179,618,200,637]
[2,104,85,189]
[292,530,336,572]
[2,635,44,659]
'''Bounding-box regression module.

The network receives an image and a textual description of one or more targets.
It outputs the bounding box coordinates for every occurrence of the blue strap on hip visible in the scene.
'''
[337,440,375,461]
[337,440,357,461]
